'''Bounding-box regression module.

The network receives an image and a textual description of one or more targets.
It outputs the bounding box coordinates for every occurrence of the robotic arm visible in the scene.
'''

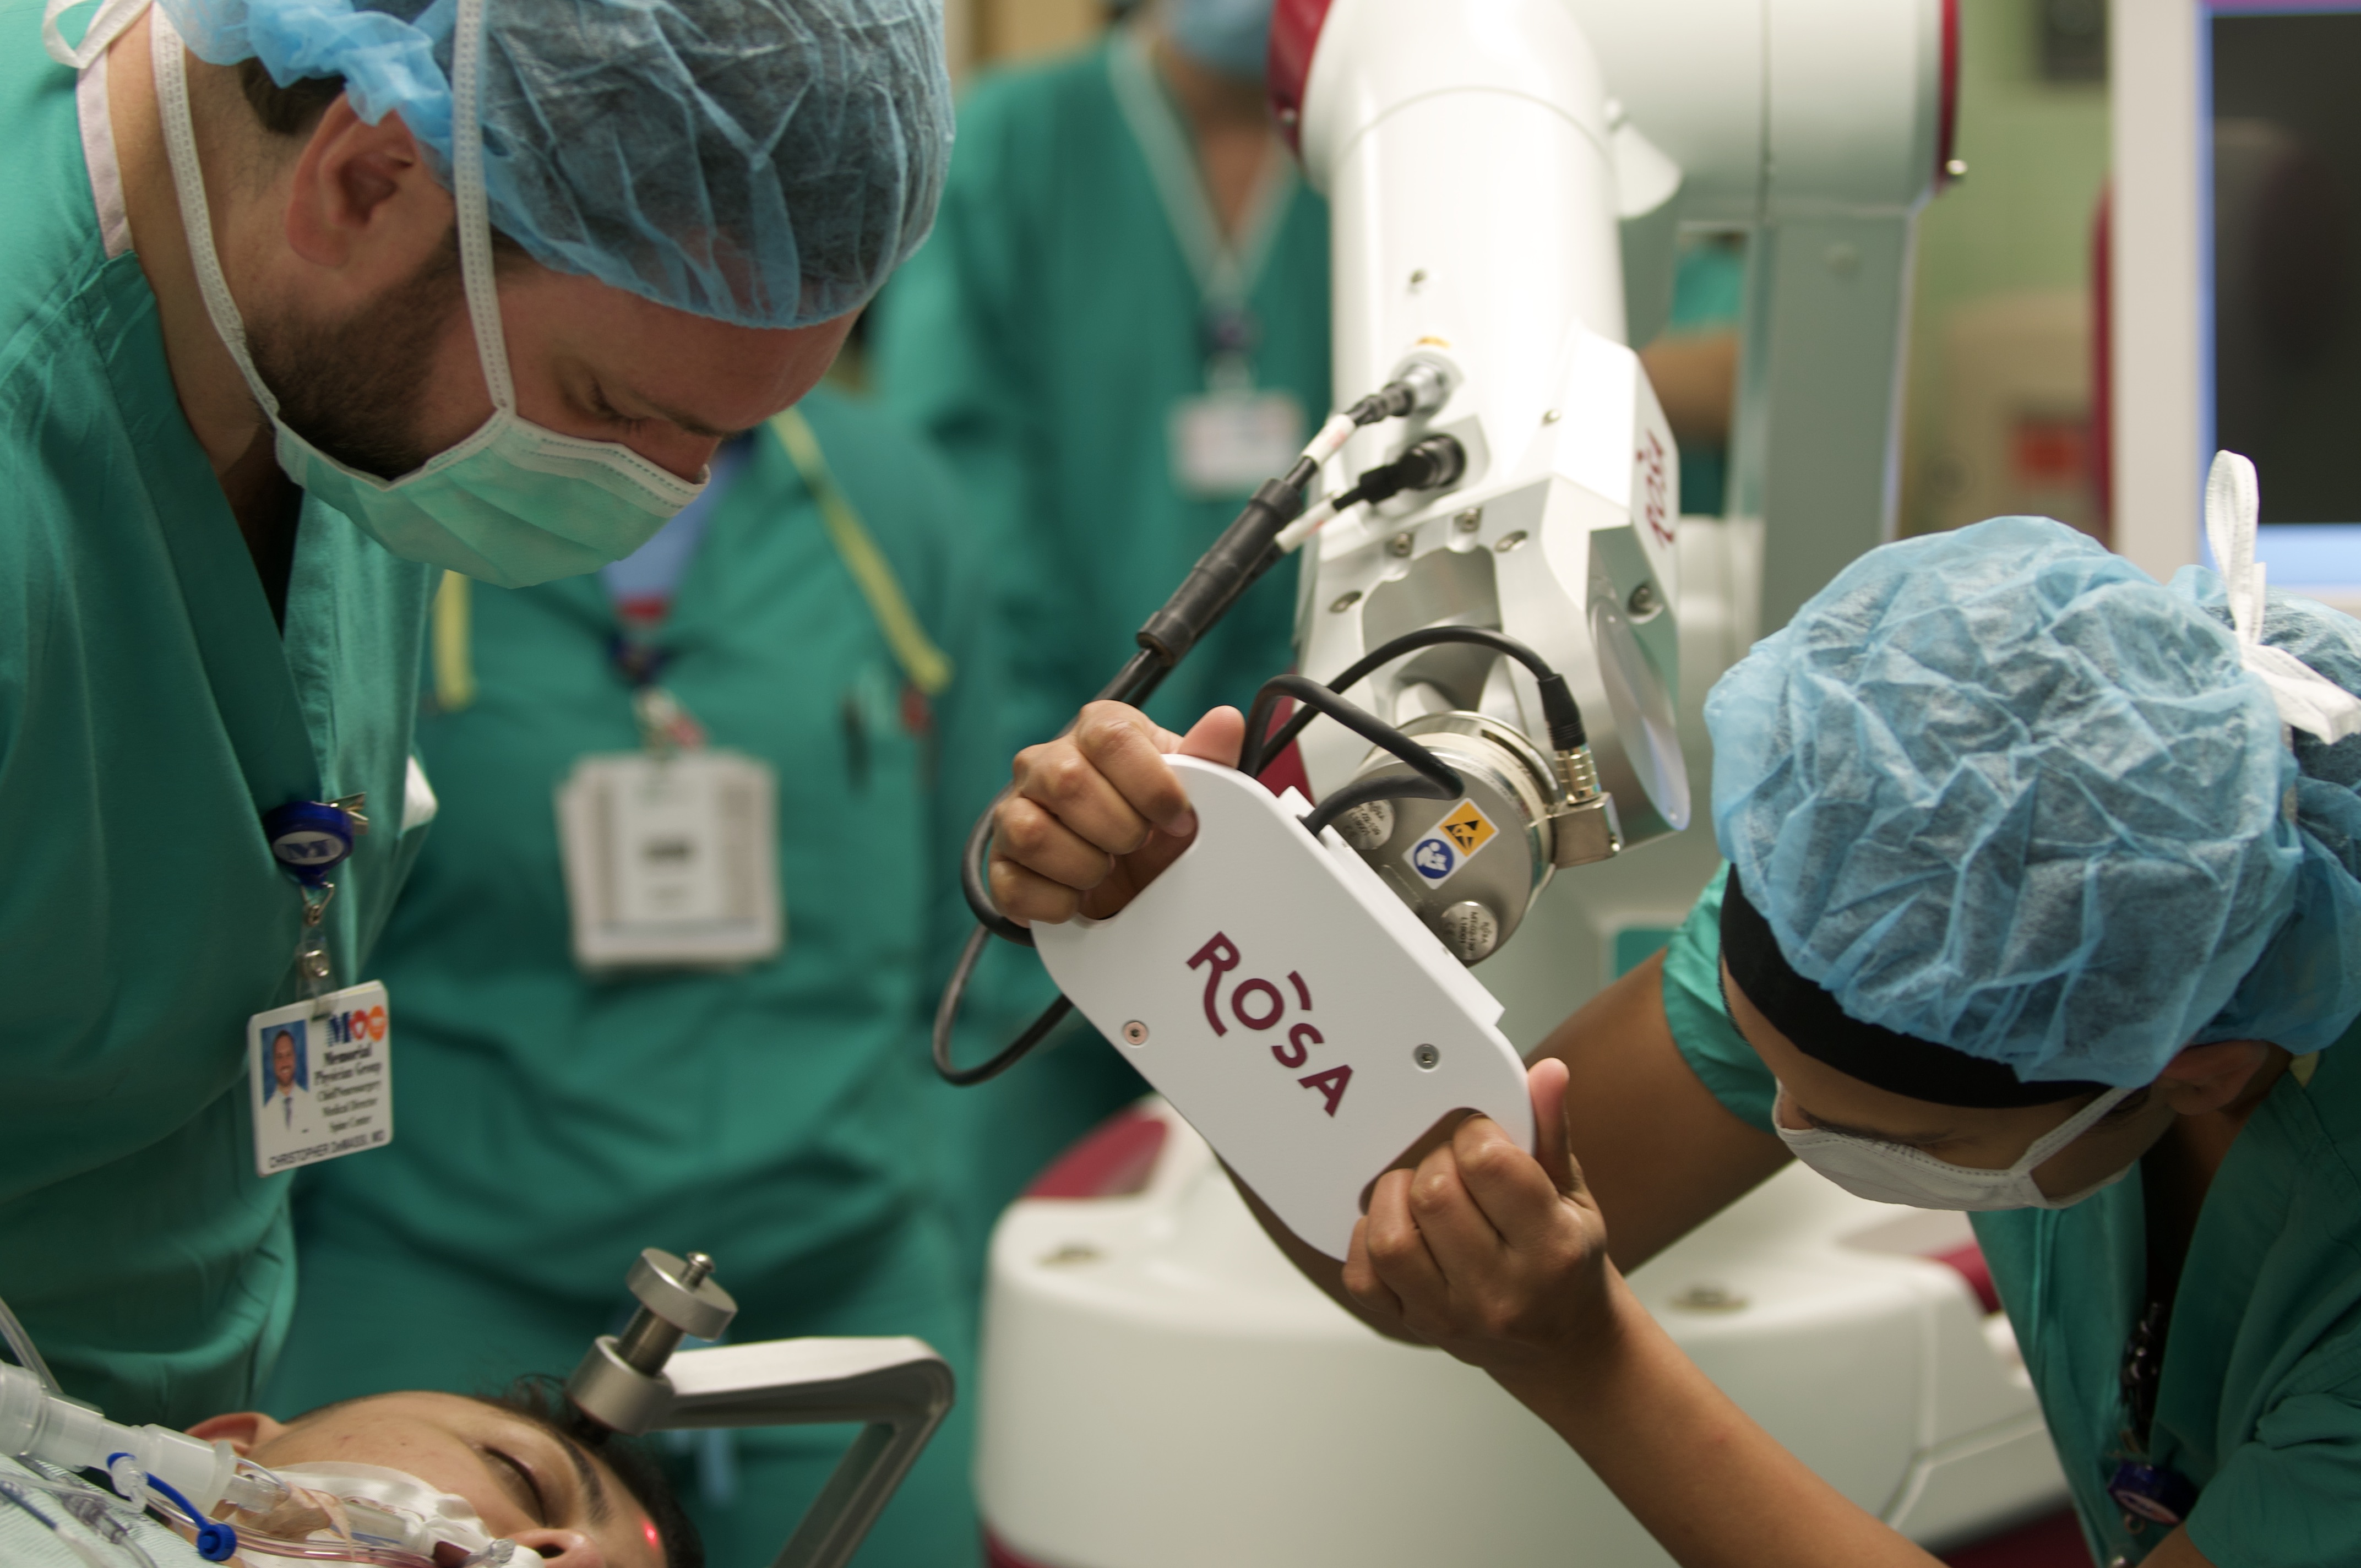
[945,0,1949,1260]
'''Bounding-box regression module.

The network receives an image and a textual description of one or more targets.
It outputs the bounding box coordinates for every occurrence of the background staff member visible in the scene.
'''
[872,0,1327,1262]
[990,500,2361,1568]
[267,391,1007,1568]
[2,0,944,1426]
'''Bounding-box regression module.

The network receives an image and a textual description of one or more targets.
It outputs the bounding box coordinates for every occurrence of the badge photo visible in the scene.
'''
[247,982,393,1178]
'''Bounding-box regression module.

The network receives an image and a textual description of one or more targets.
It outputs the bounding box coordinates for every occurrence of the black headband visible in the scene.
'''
[1718,867,2106,1109]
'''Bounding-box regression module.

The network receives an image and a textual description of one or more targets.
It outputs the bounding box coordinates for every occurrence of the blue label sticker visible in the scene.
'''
[1409,836,1457,882]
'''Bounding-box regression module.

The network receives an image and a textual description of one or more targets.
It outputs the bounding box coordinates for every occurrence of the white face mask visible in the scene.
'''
[1772,1082,2140,1211]
[149,0,704,590]
[242,1461,543,1566]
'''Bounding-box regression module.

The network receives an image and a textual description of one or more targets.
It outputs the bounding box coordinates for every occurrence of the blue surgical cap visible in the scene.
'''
[1707,515,2361,1087]
[156,0,953,329]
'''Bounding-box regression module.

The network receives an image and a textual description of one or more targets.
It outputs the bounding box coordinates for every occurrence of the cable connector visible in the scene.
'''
[1275,435,1468,555]
[1548,747,1622,867]
[1343,362,1453,425]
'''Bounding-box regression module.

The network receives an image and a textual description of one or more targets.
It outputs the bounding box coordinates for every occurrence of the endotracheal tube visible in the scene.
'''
[1,1360,536,1566]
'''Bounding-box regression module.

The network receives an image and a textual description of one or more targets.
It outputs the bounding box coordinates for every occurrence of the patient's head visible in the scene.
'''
[190,1382,699,1568]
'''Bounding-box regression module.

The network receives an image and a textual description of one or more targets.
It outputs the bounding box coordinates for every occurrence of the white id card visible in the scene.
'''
[556,749,784,971]
[247,982,392,1178]
[1169,389,1307,499]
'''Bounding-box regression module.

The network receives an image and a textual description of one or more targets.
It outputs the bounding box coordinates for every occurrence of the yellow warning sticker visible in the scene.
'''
[1403,799,1499,886]
[1438,800,1497,856]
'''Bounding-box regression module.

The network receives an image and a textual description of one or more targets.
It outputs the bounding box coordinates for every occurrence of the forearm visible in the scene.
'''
[1506,1277,1943,1568]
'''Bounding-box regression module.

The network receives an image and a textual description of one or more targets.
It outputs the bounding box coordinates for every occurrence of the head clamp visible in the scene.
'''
[564,1249,738,1440]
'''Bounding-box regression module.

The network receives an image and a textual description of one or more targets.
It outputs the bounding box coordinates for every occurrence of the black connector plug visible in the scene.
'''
[1533,673,1587,752]
[1341,435,1467,510]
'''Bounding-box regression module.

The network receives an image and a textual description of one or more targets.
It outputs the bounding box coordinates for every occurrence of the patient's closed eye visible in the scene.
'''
[483,1447,550,1524]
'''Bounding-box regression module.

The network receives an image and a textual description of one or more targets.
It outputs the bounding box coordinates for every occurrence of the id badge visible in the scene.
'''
[1169,389,1307,499]
[556,749,784,971]
[247,982,391,1178]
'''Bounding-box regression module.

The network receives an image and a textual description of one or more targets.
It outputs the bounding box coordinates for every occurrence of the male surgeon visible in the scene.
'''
[0,0,949,1428]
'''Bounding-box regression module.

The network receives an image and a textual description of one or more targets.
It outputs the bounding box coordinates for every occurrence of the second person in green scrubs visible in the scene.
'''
[872,0,1329,1262]
[266,389,1009,1568]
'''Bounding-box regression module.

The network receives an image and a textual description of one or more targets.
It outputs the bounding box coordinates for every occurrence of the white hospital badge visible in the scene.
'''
[247,982,392,1178]
[556,749,784,971]
[1169,389,1307,499]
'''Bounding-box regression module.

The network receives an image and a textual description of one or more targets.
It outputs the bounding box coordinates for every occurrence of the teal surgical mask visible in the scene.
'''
[151,0,703,589]
[1165,0,1273,81]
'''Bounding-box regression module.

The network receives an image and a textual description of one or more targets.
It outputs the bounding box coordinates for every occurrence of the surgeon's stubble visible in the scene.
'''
[245,231,470,482]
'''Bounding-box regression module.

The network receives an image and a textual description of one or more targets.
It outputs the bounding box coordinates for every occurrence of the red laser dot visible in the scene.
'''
[643,1518,662,1551]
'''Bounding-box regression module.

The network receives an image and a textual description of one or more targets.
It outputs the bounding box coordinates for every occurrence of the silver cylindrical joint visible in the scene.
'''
[611,1309,684,1376]
[611,1249,733,1375]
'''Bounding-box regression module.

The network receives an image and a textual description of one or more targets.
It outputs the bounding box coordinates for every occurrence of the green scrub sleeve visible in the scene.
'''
[2185,1341,2361,1567]
[1661,864,1778,1136]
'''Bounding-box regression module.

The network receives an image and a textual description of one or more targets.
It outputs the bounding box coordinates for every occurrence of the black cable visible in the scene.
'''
[934,375,1429,1086]
[933,925,1076,1086]
[1259,627,1588,764]
[1239,674,1464,840]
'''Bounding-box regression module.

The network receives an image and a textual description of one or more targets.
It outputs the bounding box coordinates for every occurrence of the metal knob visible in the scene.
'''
[567,1248,738,1436]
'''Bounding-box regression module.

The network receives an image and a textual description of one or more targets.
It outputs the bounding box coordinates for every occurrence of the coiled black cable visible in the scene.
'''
[1239,673,1465,840]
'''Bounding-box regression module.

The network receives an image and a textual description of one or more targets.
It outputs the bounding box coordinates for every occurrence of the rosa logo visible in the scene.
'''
[1186,932,1353,1116]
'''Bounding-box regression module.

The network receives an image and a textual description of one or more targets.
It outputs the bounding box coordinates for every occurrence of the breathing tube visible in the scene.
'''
[0,1357,536,1566]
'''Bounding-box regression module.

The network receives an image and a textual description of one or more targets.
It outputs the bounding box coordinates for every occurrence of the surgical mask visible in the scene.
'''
[1772,1082,2140,1211]
[236,1460,543,1566]
[1165,0,1274,80]
[151,0,703,590]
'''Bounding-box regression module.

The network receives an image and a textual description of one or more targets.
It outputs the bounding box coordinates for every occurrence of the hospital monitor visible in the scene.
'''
[2112,0,2361,608]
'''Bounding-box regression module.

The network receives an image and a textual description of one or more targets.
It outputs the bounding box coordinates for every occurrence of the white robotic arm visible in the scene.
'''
[973,0,1950,1259]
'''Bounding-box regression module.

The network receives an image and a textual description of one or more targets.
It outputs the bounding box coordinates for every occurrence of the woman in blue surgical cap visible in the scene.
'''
[986,455,2361,1568]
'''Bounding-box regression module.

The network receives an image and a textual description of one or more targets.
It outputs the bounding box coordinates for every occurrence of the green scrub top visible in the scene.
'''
[278,389,1011,1303]
[1662,866,2361,1567]
[871,29,1332,1251]
[871,25,1332,750]
[0,4,433,1425]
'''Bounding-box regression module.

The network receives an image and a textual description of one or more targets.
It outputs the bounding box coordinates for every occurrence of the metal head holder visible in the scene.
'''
[567,1249,738,1436]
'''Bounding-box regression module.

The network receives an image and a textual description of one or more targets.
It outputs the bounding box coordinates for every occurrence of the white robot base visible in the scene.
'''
[1032,755,1536,1260]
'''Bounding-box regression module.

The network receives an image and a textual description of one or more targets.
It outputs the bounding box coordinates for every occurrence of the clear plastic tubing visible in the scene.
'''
[0,1362,282,1513]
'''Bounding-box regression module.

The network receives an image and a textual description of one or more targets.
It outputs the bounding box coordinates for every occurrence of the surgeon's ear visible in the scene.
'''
[185,1411,289,1454]
[2155,1039,2275,1115]
[282,95,453,282]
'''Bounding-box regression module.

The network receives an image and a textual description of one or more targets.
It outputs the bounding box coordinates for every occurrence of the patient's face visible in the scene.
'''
[191,1392,665,1568]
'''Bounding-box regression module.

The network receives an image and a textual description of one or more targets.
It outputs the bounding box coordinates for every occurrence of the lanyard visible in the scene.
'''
[1105,23,1297,390]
